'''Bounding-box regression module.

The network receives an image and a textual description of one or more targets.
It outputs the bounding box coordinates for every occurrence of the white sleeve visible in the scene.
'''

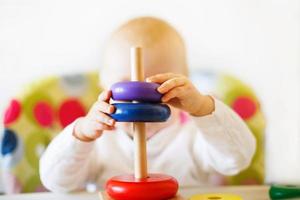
[192,98,256,176]
[39,121,98,193]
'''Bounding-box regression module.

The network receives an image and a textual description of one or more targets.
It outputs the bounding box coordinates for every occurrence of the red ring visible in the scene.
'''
[106,174,178,200]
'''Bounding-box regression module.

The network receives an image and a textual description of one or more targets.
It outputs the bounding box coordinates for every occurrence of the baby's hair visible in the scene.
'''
[112,17,183,48]
[100,17,189,89]
[107,17,188,76]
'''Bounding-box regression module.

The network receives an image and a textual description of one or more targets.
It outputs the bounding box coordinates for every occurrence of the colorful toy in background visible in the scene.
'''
[190,70,266,185]
[1,73,101,193]
[0,69,266,193]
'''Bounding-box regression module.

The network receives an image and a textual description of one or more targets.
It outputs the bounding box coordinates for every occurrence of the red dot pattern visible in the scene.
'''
[4,99,22,126]
[33,101,54,127]
[58,99,86,128]
[232,96,257,120]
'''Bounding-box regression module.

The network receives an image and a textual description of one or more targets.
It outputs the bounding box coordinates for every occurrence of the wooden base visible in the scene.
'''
[98,192,111,200]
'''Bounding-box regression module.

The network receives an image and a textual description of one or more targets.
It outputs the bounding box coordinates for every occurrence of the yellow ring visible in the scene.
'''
[189,193,242,200]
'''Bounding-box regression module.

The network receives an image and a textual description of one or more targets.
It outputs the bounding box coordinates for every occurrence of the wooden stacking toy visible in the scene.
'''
[104,47,178,200]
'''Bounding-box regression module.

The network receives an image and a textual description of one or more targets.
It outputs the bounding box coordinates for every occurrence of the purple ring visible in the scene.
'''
[111,81,162,102]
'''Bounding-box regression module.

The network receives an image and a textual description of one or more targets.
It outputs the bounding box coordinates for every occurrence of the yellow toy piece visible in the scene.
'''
[189,193,242,200]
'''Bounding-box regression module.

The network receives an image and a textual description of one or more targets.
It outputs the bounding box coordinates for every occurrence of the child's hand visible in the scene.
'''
[147,73,215,116]
[73,90,116,142]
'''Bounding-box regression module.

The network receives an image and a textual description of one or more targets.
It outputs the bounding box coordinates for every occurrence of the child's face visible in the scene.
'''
[100,17,187,138]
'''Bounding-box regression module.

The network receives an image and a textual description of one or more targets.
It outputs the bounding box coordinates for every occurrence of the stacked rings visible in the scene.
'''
[110,81,170,122]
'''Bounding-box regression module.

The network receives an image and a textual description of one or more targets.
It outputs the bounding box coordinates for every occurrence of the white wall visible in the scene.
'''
[0,0,299,184]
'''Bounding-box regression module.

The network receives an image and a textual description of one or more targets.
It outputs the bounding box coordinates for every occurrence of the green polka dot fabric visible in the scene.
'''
[1,72,101,193]
[191,70,265,185]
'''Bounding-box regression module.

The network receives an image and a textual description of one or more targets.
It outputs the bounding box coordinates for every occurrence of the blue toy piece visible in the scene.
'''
[111,81,162,102]
[110,103,170,122]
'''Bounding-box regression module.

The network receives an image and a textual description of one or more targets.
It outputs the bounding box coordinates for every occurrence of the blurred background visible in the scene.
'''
[0,0,299,192]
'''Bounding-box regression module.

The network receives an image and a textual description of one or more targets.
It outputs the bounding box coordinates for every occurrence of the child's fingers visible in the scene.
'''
[94,101,115,114]
[94,122,115,131]
[157,77,186,94]
[161,86,185,102]
[86,122,114,138]
[98,90,112,102]
[94,112,115,126]
[146,73,181,83]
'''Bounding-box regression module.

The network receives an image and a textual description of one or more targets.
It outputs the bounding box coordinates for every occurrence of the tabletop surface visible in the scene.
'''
[0,185,270,200]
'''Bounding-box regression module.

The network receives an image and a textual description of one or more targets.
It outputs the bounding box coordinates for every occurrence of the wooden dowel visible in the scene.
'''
[131,47,148,179]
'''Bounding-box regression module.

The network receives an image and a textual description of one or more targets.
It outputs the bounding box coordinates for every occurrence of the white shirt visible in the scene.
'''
[39,98,256,192]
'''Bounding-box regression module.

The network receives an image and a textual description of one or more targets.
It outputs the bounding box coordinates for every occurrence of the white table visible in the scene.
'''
[0,186,270,200]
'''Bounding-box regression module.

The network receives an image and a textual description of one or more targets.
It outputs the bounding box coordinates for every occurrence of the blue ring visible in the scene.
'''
[110,103,171,122]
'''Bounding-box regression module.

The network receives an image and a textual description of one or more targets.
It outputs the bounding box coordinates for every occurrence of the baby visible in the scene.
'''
[40,17,256,193]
